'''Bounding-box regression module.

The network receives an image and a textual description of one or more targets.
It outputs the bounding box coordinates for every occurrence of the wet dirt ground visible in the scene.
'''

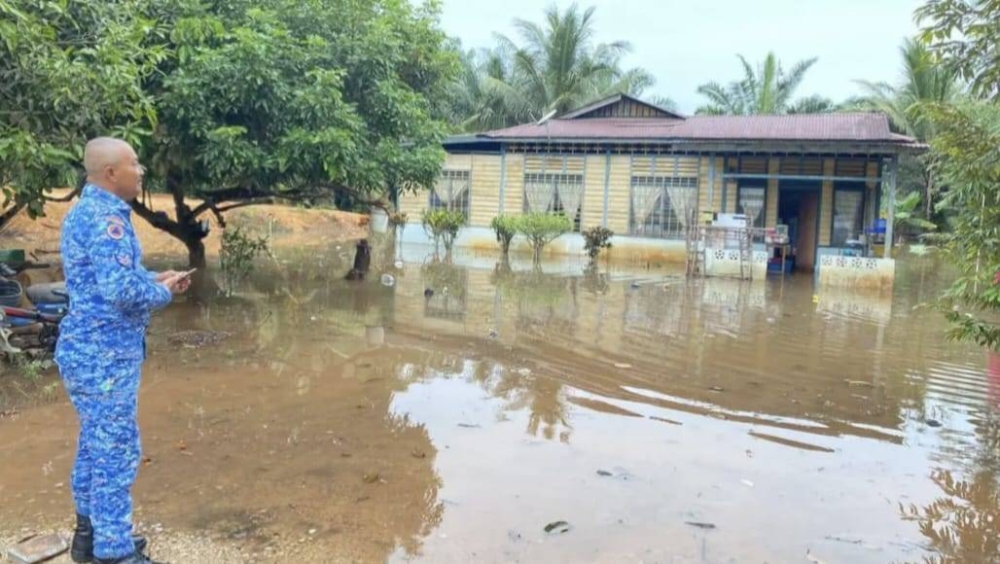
[1,245,998,563]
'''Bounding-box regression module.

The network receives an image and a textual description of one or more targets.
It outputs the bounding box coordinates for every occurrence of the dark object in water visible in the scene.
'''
[685,522,716,530]
[543,521,571,534]
[424,288,434,299]
[345,240,371,281]
[597,470,613,477]
[926,419,942,428]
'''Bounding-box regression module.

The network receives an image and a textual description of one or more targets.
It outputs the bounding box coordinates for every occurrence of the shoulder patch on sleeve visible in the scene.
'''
[106,215,125,226]
[107,223,125,240]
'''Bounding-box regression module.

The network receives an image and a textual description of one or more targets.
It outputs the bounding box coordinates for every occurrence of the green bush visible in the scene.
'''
[220,226,269,296]
[516,212,571,263]
[582,226,614,260]
[490,215,519,256]
[422,209,465,253]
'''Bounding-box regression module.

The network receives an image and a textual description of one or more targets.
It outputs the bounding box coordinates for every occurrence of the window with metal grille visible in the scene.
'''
[832,189,864,246]
[737,186,766,229]
[430,170,471,221]
[522,172,584,231]
[629,176,698,239]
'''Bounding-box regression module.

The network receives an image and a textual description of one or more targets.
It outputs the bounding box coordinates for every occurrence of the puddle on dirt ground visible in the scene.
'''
[1,246,998,563]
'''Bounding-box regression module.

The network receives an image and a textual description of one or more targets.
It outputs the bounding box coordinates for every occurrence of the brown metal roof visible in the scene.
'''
[479,113,919,145]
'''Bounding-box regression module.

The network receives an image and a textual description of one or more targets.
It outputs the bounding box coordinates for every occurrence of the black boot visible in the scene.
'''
[94,552,163,564]
[71,514,149,563]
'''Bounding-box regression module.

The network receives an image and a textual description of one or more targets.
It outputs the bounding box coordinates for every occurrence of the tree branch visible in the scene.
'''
[44,185,83,203]
[130,198,183,238]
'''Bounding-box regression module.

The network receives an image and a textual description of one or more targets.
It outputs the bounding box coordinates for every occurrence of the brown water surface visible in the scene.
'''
[1,249,998,563]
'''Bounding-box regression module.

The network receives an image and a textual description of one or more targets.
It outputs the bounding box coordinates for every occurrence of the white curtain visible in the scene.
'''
[525,179,555,212]
[434,174,469,208]
[666,185,696,227]
[631,183,662,228]
[740,188,764,226]
[557,181,583,220]
[433,177,452,205]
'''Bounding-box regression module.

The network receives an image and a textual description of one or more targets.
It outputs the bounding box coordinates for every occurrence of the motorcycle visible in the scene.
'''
[0,262,67,354]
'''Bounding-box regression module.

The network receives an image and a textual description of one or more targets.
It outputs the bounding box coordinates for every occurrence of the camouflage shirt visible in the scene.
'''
[55,184,172,367]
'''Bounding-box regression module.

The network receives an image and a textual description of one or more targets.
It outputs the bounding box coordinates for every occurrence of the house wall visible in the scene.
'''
[581,153,607,230]
[398,149,892,281]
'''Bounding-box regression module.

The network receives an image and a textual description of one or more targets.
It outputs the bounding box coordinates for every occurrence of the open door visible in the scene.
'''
[797,192,819,271]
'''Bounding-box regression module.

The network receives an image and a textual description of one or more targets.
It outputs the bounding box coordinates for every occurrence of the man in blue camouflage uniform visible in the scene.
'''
[56,138,189,564]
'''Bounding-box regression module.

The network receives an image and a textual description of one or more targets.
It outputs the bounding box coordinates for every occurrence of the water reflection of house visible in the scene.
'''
[398,94,923,287]
[391,261,912,443]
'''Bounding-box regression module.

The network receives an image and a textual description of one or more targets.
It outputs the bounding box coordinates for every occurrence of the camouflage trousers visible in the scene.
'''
[61,361,142,559]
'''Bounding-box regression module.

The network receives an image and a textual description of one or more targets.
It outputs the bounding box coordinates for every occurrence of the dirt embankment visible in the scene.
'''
[0,192,369,277]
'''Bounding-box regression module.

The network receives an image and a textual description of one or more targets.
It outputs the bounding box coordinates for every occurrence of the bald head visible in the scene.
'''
[84,137,144,201]
[84,137,132,176]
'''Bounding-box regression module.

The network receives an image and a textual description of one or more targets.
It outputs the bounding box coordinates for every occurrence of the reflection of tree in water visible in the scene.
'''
[904,413,1000,563]
[470,362,571,443]
[902,468,999,563]
[422,260,468,321]
[402,355,572,443]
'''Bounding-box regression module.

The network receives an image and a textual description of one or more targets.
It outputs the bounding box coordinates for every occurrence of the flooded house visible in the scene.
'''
[397,94,923,287]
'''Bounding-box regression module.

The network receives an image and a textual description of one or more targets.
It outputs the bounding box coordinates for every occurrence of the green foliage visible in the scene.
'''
[220,226,269,296]
[927,102,1000,349]
[444,5,668,131]
[516,212,571,263]
[1,0,459,265]
[490,215,519,256]
[894,191,938,240]
[696,53,820,115]
[422,208,465,253]
[917,0,1000,100]
[582,226,614,260]
[0,0,161,224]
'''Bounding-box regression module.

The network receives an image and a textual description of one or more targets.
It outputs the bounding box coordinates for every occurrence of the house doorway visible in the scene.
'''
[777,182,821,272]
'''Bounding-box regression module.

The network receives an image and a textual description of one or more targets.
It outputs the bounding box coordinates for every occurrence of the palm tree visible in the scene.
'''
[695,53,818,115]
[450,3,657,131]
[852,39,962,218]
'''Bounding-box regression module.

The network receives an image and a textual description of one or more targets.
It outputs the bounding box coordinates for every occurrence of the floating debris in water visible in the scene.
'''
[709,386,724,393]
[516,368,532,376]
[543,521,571,534]
[423,288,434,298]
[489,329,498,339]
[394,260,404,269]
[613,362,632,369]
[685,522,716,530]
[741,479,754,488]
[630,282,640,289]
[597,470,613,477]
[926,419,942,428]
[380,274,395,287]
[457,423,481,429]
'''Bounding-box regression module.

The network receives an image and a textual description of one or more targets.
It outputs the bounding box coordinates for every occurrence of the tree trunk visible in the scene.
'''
[186,237,208,270]
[925,175,935,221]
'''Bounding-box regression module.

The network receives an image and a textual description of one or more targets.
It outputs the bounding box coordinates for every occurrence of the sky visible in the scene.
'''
[437,0,926,114]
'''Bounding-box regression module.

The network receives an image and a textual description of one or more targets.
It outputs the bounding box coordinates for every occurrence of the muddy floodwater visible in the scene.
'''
[1,246,998,563]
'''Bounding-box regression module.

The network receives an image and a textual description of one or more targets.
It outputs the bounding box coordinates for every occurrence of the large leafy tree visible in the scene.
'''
[852,39,962,220]
[917,0,1000,101]
[134,0,456,267]
[695,52,819,115]
[0,0,161,229]
[927,102,1000,350]
[1,0,456,268]
[448,3,666,131]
